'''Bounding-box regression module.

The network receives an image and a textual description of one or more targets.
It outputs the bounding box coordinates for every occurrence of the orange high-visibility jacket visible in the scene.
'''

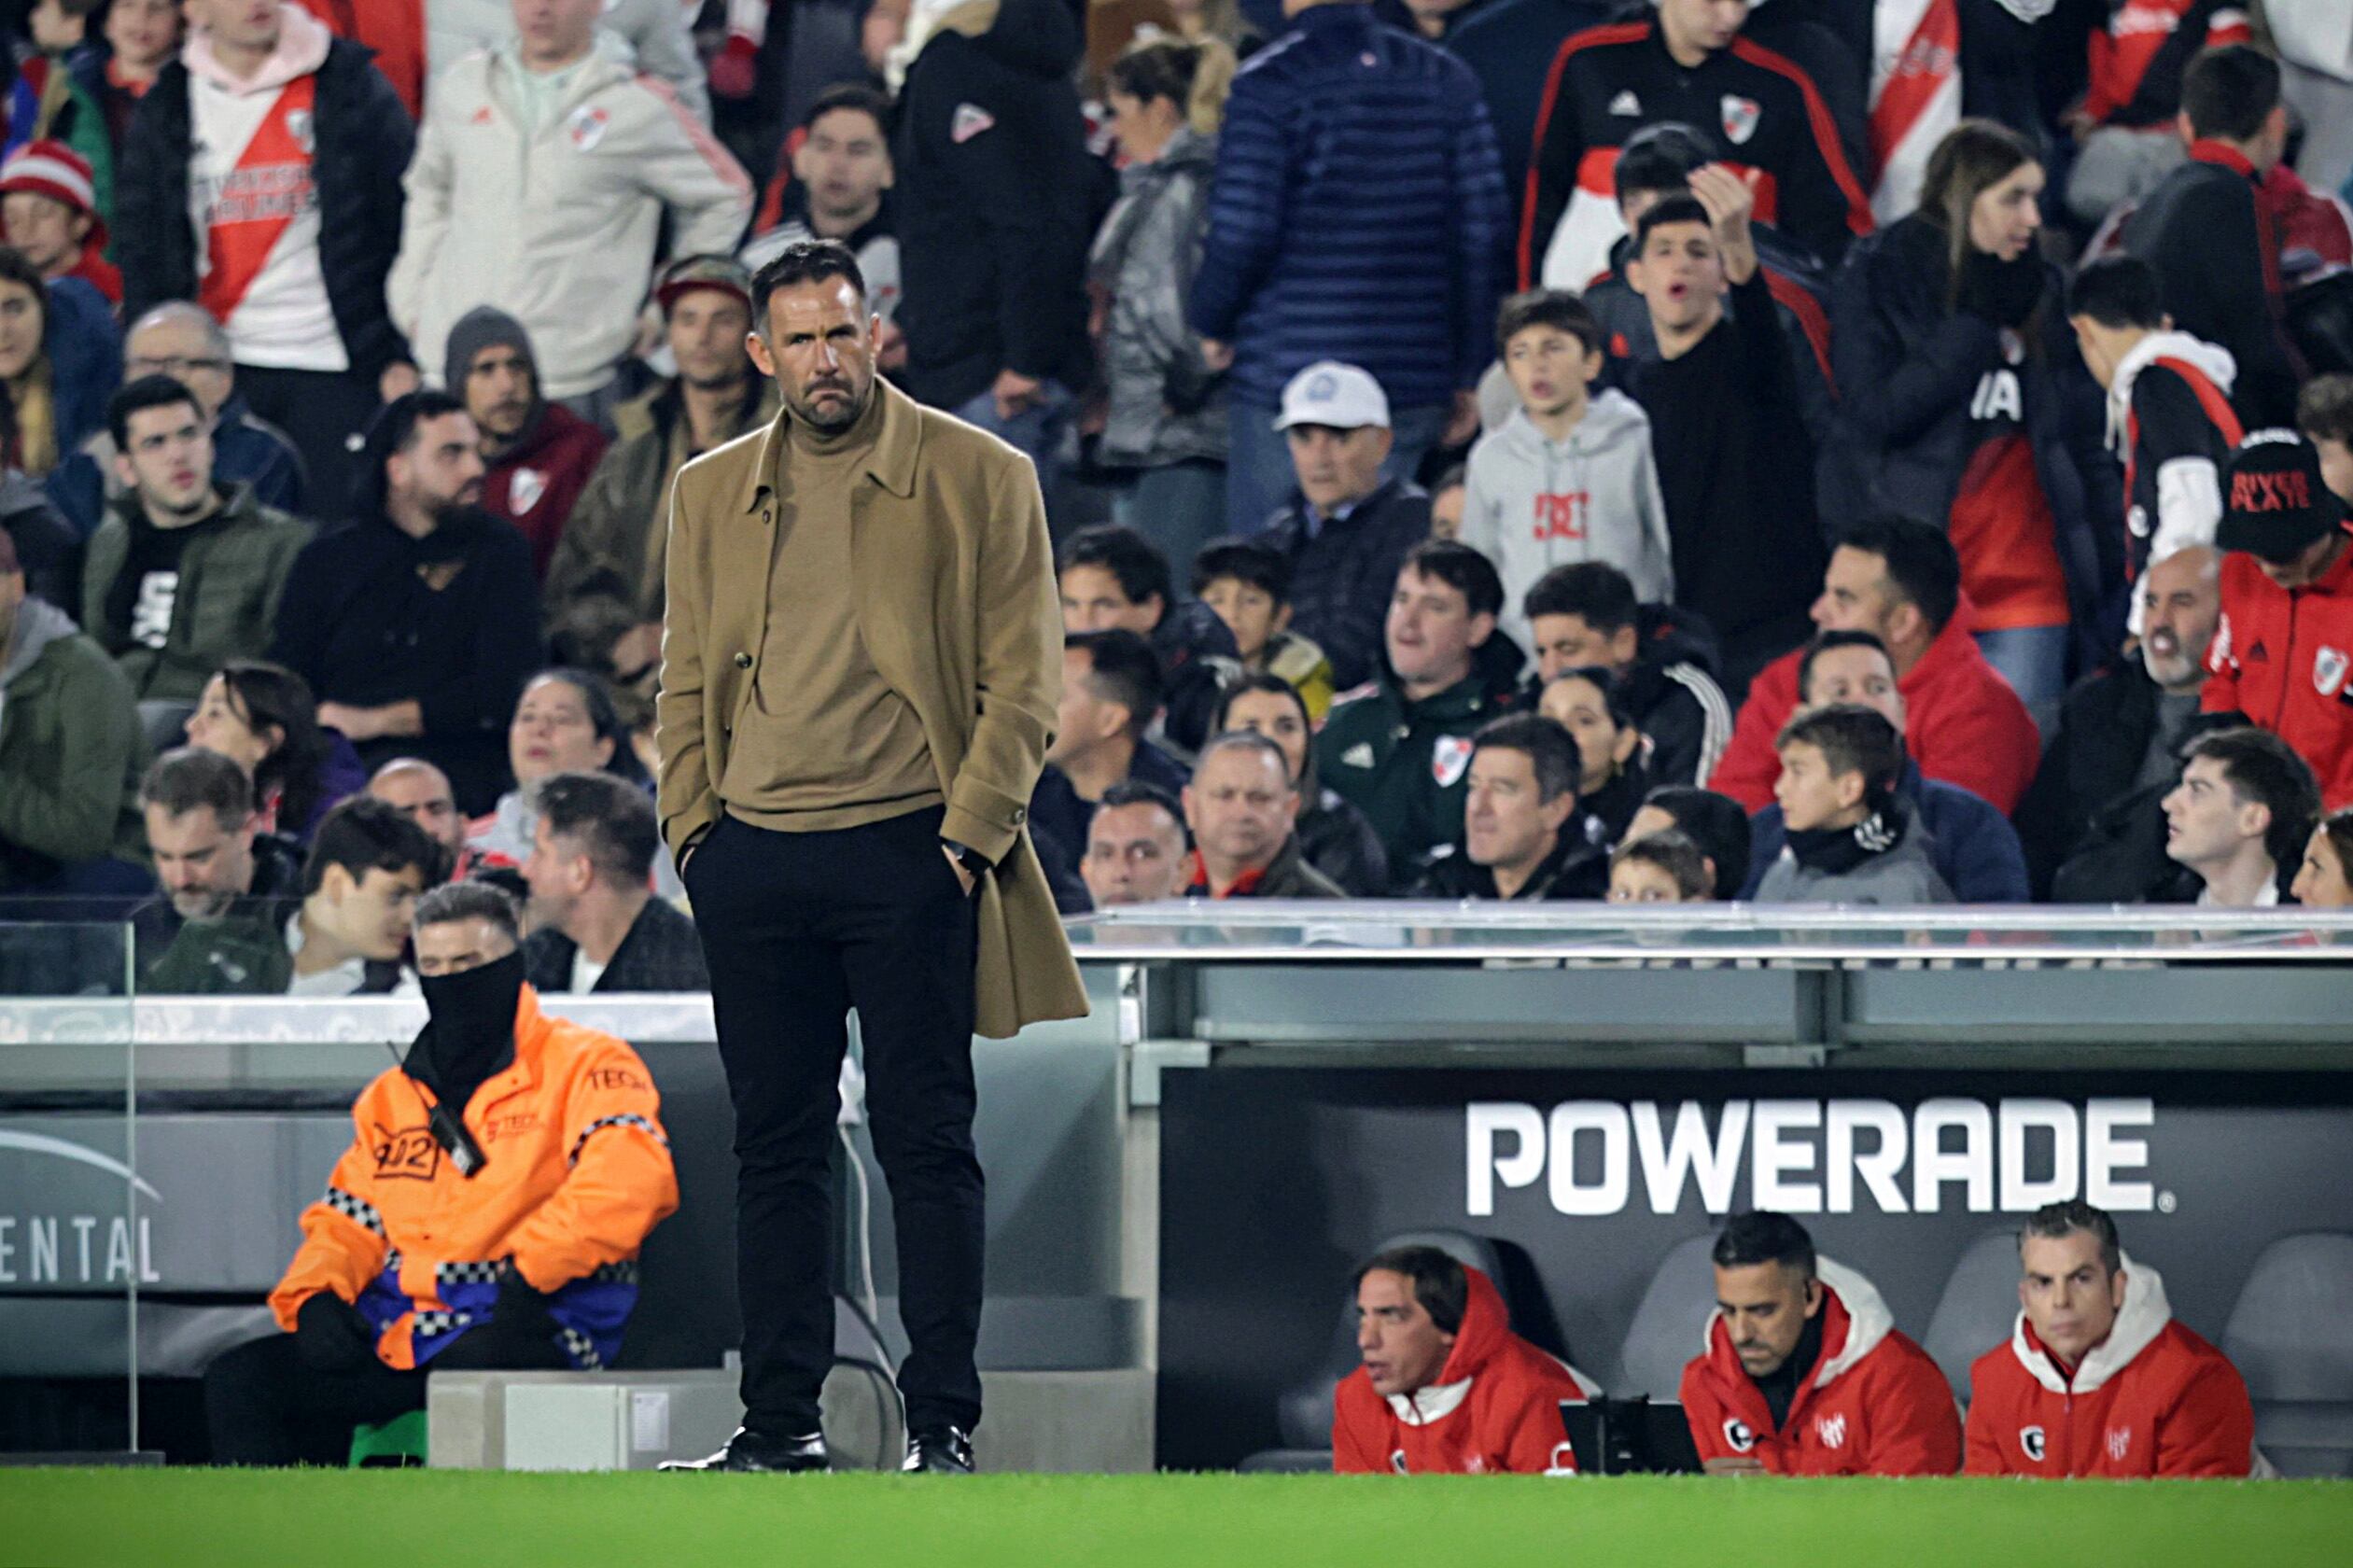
[268,986,679,1370]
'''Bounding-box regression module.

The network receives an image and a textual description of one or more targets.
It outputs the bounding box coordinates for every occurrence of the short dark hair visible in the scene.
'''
[140,746,251,825]
[1401,539,1505,620]
[1095,778,1186,836]
[1777,704,1905,794]
[2181,43,2280,144]
[2066,255,2167,331]
[1108,35,1202,105]
[1834,515,1962,637]
[413,880,521,945]
[1611,829,1711,899]
[1211,670,1310,737]
[750,239,866,320]
[1429,462,1467,497]
[2318,806,2353,892]
[1354,1245,1470,1336]
[1523,561,1637,636]
[1066,628,1165,739]
[1473,714,1580,805]
[1191,536,1291,603]
[1060,524,1172,612]
[1636,785,1752,900]
[2299,374,2353,449]
[1495,289,1602,357]
[532,770,660,887]
[804,81,890,138]
[1712,1211,1816,1280]
[1797,629,1895,704]
[385,389,468,455]
[301,795,444,898]
[108,373,203,451]
[1614,121,1713,203]
[2183,726,2323,871]
[1633,192,1711,254]
[1194,727,1296,785]
[1544,664,1635,732]
[2020,1199,2122,1277]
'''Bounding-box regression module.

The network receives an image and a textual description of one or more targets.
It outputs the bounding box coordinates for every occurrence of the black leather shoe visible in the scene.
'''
[661,1427,829,1473]
[902,1425,975,1474]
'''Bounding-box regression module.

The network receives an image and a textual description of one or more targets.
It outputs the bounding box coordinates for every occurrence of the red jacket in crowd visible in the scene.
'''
[2204,525,2353,809]
[1680,1259,1963,1477]
[1710,609,2041,813]
[483,403,610,581]
[1965,1260,2256,1477]
[1332,1265,1599,1475]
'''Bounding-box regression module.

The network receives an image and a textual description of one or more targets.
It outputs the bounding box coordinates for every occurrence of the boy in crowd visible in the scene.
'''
[2161,727,2320,908]
[1754,706,1953,904]
[1462,290,1672,657]
[1607,830,1712,903]
[1627,168,1824,694]
[1191,537,1334,722]
[2066,256,2242,621]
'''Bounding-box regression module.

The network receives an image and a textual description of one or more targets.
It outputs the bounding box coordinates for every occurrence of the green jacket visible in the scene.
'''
[0,598,148,887]
[542,377,777,664]
[81,483,312,703]
[1311,644,1523,889]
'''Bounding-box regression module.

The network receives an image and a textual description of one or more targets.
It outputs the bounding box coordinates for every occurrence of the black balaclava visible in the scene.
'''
[408,951,525,1113]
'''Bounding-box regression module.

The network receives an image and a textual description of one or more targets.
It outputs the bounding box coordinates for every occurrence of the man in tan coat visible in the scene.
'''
[656,240,1083,1477]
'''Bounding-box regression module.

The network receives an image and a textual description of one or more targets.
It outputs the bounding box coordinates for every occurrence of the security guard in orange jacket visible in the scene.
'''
[203,882,679,1464]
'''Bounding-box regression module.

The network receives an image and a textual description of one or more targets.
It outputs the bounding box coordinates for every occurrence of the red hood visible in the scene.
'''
[1434,1265,1509,1385]
[1898,605,1986,699]
[1702,1261,1896,1396]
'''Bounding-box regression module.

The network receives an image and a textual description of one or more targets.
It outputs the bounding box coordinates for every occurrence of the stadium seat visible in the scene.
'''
[1615,1235,1717,1401]
[1237,1229,1561,1473]
[2221,1232,2353,1478]
[1923,1230,2024,1406]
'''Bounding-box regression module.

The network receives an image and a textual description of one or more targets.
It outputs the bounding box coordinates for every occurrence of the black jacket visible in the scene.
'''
[117,38,414,377]
[1153,600,1242,758]
[523,896,709,994]
[1028,740,1191,890]
[130,833,304,987]
[2122,147,2304,430]
[267,508,542,816]
[1409,828,1607,901]
[1618,603,1731,789]
[894,0,1099,409]
[1265,480,1432,693]
[2020,654,2220,901]
[1297,784,1390,898]
[1630,268,1825,691]
[1185,832,1346,899]
[1823,214,2120,665]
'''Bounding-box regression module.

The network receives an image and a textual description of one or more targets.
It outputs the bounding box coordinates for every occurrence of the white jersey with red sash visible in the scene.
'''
[186,11,346,372]
[1869,0,1960,223]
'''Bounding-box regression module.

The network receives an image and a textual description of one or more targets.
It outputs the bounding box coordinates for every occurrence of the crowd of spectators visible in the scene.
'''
[6,0,2353,999]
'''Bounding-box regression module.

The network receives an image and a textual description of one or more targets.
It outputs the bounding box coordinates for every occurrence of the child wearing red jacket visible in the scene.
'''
[1679,1212,1962,1477]
[1333,1247,1598,1475]
[1966,1201,2256,1477]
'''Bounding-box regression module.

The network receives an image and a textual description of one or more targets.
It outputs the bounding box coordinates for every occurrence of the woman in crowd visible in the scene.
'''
[467,667,679,894]
[0,245,116,480]
[2292,808,2353,908]
[185,660,364,844]
[1211,674,1388,896]
[1826,119,2114,707]
[1623,784,1752,903]
[1091,35,1226,576]
[1537,666,1648,847]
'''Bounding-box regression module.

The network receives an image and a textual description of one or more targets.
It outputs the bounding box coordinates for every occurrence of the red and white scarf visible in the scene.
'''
[1869,0,1962,223]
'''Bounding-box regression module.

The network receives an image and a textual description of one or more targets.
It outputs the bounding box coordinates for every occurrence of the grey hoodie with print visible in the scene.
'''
[1460,389,1673,657]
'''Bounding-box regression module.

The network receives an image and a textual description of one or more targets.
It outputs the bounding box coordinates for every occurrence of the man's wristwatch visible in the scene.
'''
[944,840,993,879]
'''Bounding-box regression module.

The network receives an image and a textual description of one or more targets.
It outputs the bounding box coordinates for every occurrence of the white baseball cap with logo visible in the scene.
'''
[1274,361,1391,432]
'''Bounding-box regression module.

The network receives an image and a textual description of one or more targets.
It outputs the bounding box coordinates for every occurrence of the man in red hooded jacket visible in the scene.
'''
[1965,1200,2256,1478]
[1710,518,2039,814]
[1680,1211,1961,1477]
[1333,1245,1598,1475]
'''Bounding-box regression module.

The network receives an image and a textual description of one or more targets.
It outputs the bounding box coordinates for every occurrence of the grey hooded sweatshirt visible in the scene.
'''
[1460,390,1673,656]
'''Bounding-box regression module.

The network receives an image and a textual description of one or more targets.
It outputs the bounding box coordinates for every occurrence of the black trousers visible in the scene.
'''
[203,1316,567,1465]
[235,364,382,522]
[687,804,983,1436]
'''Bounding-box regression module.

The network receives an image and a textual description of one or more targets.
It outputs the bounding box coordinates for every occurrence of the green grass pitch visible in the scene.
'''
[3,1471,2350,1566]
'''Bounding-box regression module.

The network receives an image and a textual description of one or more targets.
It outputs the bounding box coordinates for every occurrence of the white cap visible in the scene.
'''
[1275,361,1390,432]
